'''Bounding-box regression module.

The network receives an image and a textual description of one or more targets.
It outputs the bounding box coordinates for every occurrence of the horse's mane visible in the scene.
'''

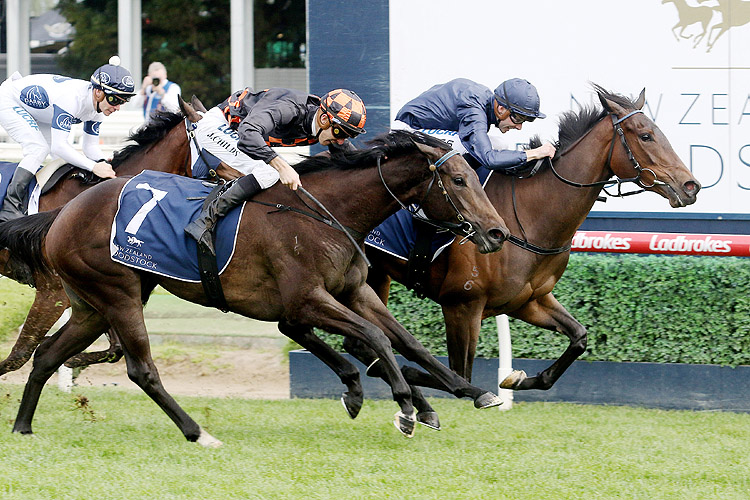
[527,84,639,158]
[111,111,184,168]
[293,130,449,175]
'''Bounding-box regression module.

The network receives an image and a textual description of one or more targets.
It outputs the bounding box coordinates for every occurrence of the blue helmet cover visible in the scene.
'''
[90,57,136,96]
[494,78,546,119]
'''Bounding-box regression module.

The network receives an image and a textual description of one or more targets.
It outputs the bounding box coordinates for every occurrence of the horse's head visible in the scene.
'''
[409,133,509,253]
[597,86,701,207]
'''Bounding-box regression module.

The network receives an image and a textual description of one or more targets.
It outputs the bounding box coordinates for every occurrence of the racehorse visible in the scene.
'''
[332,86,700,414]
[0,100,241,376]
[1,130,509,444]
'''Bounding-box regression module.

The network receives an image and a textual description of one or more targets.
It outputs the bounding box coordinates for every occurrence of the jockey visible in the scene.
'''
[185,87,366,256]
[0,56,135,222]
[394,77,556,174]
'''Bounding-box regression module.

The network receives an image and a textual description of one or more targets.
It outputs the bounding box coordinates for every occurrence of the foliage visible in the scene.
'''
[56,0,305,107]
[318,254,750,366]
[1,389,749,499]
[0,278,35,343]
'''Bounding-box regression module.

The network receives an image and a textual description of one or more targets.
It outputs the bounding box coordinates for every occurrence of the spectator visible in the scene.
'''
[138,62,182,122]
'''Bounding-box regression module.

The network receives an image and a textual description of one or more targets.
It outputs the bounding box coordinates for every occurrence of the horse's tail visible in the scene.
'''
[0,208,62,277]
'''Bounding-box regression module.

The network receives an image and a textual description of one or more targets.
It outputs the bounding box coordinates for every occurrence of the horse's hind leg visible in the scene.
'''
[343,337,441,430]
[278,320,364,419]
[13,302,107,434]
[64,328,123,369]
[0,273,69,376]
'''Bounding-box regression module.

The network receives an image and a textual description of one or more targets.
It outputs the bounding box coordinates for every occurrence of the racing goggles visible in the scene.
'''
[509,111,535,125]
[105,93,131,106]
[331,125,359,140]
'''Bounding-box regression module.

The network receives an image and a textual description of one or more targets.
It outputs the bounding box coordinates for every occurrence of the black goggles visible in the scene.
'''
[331,124,359,140]
[510,111,535,125]
[105,93,130,106]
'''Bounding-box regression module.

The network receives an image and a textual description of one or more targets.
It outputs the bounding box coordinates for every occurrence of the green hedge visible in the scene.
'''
[320,254,750,366]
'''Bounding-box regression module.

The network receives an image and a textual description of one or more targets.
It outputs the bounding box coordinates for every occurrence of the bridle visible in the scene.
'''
[547,109,668,197]
[377,149,477,241]
[509,108,668,255]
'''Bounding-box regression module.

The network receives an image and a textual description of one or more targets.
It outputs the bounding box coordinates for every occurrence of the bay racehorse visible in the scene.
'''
[1,130,508,444]
[0,100,241,377]
[334,86,700,417]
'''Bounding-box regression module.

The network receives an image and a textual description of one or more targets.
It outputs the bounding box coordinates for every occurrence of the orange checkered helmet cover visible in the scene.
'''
[320,89,367,135]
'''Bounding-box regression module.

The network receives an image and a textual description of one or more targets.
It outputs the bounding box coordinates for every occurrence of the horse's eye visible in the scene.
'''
[640,133,653,142]
[453,177,465,186]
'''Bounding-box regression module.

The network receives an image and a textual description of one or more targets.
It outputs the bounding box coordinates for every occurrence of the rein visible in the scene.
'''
[377,149,477,241]
[508,109,657,256]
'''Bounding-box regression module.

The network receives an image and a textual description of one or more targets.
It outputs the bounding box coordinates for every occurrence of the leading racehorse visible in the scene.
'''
[329,86,700,421]
[0,100,241,376]
[0,130,508,443]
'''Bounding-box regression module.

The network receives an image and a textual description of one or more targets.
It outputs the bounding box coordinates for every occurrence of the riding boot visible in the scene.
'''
[185,174,263,256]
[0,168,36,223]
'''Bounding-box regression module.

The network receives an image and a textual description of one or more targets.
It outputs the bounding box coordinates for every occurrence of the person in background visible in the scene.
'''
[0,56,134,222]
[394,77,556,174]
[138,61,182,123]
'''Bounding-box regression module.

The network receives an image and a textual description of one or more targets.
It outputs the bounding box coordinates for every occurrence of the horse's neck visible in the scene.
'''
[115,125,187,177]
[490,126,612,247]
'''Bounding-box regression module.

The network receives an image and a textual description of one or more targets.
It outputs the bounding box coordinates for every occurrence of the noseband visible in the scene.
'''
[377,149,476,239]
[549,109,665,196]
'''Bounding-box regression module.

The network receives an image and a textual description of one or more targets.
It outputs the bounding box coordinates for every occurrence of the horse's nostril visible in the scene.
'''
[684,181,700,194]
[489,228,508,242]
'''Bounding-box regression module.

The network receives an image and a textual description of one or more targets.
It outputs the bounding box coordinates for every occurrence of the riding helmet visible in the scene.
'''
[90,56,136,97]
[320,89,367,135]
[494,78,546,119]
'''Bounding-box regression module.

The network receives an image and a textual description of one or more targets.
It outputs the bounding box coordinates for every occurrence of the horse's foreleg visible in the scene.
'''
[348,286,502,409]
[442,300,486,381]
[278,320,365,419]
[292,288,416,437]
[13,304,106,435]
[0,274,69,376]
[342,337,441,430]
[504,292,586,391]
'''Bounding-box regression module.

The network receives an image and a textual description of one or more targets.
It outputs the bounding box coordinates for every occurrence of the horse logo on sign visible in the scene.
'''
[127,235,144,248]
[662,0,750,52]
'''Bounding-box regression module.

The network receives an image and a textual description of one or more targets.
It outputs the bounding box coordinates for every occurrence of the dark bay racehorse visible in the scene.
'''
[0,102,241,376]
[348,86,700,402]
[1,130,508,444]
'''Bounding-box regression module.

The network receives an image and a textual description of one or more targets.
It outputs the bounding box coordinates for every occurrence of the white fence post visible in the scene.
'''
[55,308,73,393]
[496,314,513,410]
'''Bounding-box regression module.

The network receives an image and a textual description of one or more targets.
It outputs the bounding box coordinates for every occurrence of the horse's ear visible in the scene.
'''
[179,94,202,122]
[598,92,626,115]
[178,94,188,114]
[412,140,439,159]
[191,95,208,113]
[635,88,646,110]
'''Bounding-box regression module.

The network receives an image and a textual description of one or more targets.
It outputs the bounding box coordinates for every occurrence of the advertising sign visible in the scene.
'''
[389,0,750,216]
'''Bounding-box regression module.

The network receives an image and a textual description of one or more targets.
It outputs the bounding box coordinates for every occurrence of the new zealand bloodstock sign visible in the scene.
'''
[572,231,750,256]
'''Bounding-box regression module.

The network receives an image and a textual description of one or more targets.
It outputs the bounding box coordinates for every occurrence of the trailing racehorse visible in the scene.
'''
[341,86,700,408]
[0,99,240,376]
[0,130,508,443]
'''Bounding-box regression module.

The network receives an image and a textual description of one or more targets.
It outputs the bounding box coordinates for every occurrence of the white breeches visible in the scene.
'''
[194,107,280,189]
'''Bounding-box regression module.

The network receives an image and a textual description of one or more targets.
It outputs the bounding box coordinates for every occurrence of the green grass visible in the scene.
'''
[0,278,35,344]
[0,387,749,499]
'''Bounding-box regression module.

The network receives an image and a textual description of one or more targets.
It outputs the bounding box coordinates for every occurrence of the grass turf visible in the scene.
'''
[1,386,749,499]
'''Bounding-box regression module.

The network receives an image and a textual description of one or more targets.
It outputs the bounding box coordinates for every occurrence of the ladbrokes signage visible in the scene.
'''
[390,0,750,216]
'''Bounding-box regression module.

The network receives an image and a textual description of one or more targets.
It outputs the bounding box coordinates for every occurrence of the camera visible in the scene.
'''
[151,78,161,87]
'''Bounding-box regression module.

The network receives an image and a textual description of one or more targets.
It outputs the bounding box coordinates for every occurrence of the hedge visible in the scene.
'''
[319,254,750,366]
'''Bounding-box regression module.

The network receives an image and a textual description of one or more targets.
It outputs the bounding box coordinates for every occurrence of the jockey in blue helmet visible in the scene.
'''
[394,77,555,175]
[0,56,135,222]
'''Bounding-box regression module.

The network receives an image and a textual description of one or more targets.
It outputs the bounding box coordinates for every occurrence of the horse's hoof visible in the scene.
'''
[365,358,381,377]
[393,410,416,438]
[474,392,504,409]
[500,370,527,390]
[417,411,441,431]
[196,428,223,448]
[341,392,363,419]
